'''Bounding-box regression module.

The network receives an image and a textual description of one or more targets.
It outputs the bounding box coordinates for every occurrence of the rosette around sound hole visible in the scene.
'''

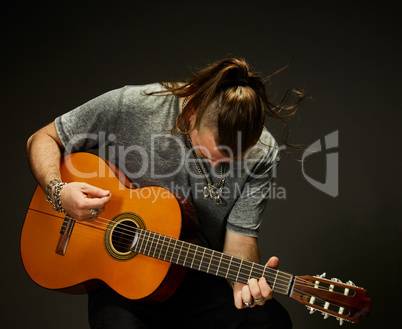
[104,212,145,261]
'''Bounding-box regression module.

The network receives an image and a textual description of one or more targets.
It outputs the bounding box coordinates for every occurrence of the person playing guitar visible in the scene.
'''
[26,58,319,328]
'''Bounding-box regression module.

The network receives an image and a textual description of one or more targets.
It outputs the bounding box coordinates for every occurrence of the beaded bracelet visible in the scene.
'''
[45,178,61,210]
[53,182,67,213]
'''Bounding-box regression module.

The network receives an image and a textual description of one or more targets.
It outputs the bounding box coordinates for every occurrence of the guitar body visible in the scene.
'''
[21,152,197,302]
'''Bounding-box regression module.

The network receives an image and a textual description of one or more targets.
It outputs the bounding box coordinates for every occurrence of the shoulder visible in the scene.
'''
[121,83,175,108]
[248,128,280,164]
[121,83,165,100]
[239,128,280,177]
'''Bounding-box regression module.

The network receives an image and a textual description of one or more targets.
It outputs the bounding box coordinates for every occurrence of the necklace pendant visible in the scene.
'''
[214,196,222,204]
[203,186,211,198]
[189,135,226,205]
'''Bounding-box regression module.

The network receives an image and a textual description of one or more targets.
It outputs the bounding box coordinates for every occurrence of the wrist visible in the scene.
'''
[45,179,66,213]
[53,181,67,213]
[45,179,61,204]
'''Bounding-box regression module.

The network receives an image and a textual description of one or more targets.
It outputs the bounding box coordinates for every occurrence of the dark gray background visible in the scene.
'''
[2,1,400,328]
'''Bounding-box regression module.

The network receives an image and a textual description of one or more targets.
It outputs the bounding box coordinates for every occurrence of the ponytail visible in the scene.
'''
[148,58,309,155]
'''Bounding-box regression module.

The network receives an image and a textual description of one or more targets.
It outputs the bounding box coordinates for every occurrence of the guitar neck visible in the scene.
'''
[133,228,294,296]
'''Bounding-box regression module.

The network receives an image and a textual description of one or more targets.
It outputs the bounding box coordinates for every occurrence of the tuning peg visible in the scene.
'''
[306,306,316,314]
[331,277,342,283]
[322,312,329,319]
[346,280,356,286]
[315,272,326,278]
[338,318,344,326]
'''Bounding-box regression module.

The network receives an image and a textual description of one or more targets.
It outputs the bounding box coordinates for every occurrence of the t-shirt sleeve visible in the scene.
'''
[226,142,280,237]
[55,87,124,152]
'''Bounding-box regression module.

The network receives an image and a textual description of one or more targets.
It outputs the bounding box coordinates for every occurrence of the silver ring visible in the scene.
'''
[243,301,254,307]
[254,296,265,303]
[91,209,99,217]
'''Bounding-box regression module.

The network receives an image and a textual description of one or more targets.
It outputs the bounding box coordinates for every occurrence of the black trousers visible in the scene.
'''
[88,270,292,329]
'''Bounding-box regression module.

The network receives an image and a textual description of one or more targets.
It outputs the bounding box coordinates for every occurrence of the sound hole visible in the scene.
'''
[111,220,138,253]
[104,212,145,261]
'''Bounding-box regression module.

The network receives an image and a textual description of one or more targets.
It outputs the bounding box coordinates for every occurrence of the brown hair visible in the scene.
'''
[148,58,309,156]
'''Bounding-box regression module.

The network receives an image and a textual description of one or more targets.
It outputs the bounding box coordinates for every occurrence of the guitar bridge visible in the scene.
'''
[55,215,76,256]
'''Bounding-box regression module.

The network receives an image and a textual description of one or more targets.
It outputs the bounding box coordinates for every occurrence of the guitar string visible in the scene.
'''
[117,218,344,297]
[136,229,289,283]
[136,228,293,294]
[136,228,351,311]
[81,215,343,294]
[136,227,335,293]
[62,215,351,298]
[118,223,345,291]
[67,225,343,312]
[68,215,295,292]
[61,218,350,312]
[120,224,291,292]
[134,228,350,305]
[98,213,292,288]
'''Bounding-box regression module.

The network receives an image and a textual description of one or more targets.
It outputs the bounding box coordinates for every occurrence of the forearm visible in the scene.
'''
[223,229,277,309]
[223,230,260,263]
[27,122,112,220]
[223,230,261,287]
[27,122,64,191]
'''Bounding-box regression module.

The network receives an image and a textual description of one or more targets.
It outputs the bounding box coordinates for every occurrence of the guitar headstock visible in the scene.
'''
[290,273,371,325]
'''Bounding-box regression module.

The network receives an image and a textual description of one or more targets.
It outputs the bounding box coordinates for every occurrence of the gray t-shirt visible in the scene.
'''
[55,83,279,251]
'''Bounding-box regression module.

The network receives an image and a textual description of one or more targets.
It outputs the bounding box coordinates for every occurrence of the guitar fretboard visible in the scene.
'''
[132,228,294,296]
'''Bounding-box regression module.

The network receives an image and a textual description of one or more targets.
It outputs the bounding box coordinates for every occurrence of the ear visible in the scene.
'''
[188,107,196,121]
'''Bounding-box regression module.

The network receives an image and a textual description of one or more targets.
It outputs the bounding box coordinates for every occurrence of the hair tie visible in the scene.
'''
[221,78,250,89]
[236,78,249,86]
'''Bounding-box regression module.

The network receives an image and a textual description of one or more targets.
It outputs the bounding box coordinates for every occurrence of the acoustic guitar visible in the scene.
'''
[21,153,371,325]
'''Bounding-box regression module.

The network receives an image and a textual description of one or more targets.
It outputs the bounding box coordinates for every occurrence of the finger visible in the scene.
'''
[266,256,279,269]
[248,278,262,302]
[242,284,254,308]
[80,183,111,198]
[84,195,112,209]
[234,290,243,309]
[258,277,273,300]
